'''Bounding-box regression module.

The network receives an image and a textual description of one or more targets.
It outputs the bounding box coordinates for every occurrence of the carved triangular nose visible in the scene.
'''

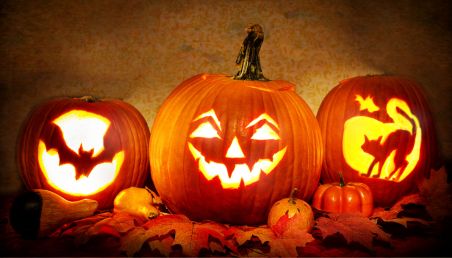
[225,136,245,158]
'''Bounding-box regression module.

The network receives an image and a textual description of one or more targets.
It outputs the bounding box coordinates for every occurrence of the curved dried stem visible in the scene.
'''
[234,24,268,81]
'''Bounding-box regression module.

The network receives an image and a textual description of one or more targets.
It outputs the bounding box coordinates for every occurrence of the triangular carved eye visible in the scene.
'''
[190,122,221,139]
[251,123,280,140]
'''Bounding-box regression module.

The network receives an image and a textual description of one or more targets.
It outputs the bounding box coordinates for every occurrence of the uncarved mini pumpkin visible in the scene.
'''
[150,25,323,225]
[18,96,150,209]
[312,173,373,217]
[267,188,314,232]
[317,75,438,206]
[113,187,159,220]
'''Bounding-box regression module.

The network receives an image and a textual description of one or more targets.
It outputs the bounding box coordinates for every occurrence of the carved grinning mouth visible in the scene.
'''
[188,143,287,189]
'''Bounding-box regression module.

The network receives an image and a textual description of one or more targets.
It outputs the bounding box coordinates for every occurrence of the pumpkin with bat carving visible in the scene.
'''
[150,25,323,225]
[17,96,150,209]
[317,75,438,206]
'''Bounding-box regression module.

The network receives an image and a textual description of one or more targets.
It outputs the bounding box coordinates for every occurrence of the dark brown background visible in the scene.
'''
[0,0,451,194]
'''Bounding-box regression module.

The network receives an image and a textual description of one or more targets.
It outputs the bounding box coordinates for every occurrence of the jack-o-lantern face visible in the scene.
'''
[18,97,150,209]
[187,109,287,189]
[317,75,438,207]
[37,110,124,196]
[151,24,322,225]
[150,74,323,225]
[342,95,421,182]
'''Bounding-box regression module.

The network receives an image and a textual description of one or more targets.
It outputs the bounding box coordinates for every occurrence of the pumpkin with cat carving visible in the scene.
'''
[317,75,438,206]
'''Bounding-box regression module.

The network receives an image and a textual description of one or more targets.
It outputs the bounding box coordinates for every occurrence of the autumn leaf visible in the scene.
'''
[372,193,425,219]
[271,213,312,239]
[94,212,137,234]
[74,224,120,246]
[391,193,426,211]
[60,224,93,239]
[419,166,452,221]
[52,212,112,237]
[120,215,192,256]
[121,214,236,256]
[120,227,155,256]
[60,211,144,246]
[381,217,431,228]
[176,222,234,256]
[227,224,314,256]
[372,193,431,230]
[148,235,173,256]
[142,214,191,229]
[273,237,314,257]
[120,227,176,256]
[316,213,390,250]
[271,213,291,237]
[228,226,274,246]
[371,167,450,235]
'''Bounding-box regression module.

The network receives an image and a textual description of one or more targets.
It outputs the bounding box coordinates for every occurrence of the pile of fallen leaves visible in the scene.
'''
[50,167,451,256]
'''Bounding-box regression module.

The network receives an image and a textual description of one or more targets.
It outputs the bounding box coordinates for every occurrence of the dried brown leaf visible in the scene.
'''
[230,226,274,246]
[383,217,431,228]
[271,213,313,239]
[270,238,301,257]
[94,212,136,233]
[120,227,155,256]
[120,215,192,256]
[316,213,390,250]
[53,212,112,237]
[148,235,173,256]
[419,166,452,221]
[228,224,314,256]
[372,193,429,228]
[173,221,235,256]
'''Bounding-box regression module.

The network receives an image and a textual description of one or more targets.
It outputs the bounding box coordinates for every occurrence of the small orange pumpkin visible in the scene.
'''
[113,187,159,220]
[312,173,373,217]
[268,188,314,232]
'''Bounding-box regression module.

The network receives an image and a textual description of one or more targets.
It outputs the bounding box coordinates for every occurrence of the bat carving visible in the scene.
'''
[44,123,120,179]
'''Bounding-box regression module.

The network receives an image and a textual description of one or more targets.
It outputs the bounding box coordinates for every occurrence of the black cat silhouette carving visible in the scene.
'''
[361,107,416,181]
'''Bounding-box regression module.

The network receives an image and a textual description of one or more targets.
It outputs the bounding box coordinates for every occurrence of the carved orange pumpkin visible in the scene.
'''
[317,75,438,206]
[18,96,150,209]
[312,173,373,217]
[150,25,323,225]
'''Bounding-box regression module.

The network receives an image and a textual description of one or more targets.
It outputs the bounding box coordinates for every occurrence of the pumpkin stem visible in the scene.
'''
[289,188,298,204]
[233,24,268,81]
[79,96,97,103]
[339,172,345,187]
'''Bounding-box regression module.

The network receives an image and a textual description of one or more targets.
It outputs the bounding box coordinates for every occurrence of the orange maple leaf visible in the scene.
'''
[316,213,390,250]
[227,224,314,256]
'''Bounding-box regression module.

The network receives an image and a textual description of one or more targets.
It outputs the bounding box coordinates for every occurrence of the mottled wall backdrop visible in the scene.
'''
[0,0,451,194]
